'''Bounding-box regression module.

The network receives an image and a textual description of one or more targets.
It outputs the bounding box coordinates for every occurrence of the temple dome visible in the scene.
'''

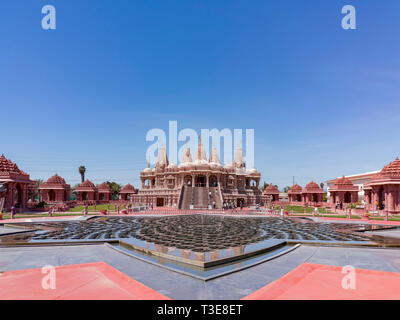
[369,157,400,186]
[334,176,354,186]
[143,167,152,173]
[167,162,177,169]
[0,154,23,173]
[378,157,400,177]
[46,174,67,185]
[80,180,96,188]
[224,163,233,170]
[288,184,302,193]
[97,182,111,192]
[264,185,280,194]
[303,181,323,192]
[121,184,135,192]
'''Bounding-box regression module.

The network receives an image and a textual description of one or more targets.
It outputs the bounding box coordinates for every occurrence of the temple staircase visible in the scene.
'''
[179,186,193,209]
[179,186,224,210]
[193,187,208,208]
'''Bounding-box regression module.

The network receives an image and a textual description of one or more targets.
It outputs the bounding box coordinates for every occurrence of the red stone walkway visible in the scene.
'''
[242,263,400,300]
[0,262,170,300]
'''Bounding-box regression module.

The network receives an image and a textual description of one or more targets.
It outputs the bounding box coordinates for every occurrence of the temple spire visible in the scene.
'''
[180,143,193,165]
[233,144,245,168]
[196,136,207,162]
[155,145,168,168]
[209,144,221,165]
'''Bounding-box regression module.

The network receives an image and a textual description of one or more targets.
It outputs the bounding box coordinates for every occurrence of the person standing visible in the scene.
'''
[11,205,16,219]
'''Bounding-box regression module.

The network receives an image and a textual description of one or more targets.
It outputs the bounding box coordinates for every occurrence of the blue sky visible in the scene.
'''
[1,0,400,189]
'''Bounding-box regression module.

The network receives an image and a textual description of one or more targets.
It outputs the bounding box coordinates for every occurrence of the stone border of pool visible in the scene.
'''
[106,242,302,281]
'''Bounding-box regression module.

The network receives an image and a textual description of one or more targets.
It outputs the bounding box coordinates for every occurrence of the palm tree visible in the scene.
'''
[35,179,44,201]
[79,166,86,183]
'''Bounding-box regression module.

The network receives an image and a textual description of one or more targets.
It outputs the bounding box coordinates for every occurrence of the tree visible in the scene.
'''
[78,166,86,183]
[283,186,291,193]
[34,179,44,201]
[260,181,268,192]
[320,182,325,190]
[106,181,122,200]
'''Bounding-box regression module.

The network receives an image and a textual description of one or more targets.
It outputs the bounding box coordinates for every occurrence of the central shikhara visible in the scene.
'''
[133,139,266,208]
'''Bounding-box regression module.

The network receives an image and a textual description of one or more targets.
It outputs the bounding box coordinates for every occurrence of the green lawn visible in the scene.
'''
[67,204,122,212]
[282,205,333,214]
[0,204,130,219]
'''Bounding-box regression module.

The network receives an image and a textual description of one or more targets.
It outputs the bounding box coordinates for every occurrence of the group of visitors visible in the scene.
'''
[222,200,244,211]
[335,202,344,210]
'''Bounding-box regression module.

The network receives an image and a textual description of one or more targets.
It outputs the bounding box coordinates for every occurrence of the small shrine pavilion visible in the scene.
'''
[40,174,71,203]
[288,184,303,203]
[120,184,136,201]
[74,180,97,201]
[264,185,280,202]
[0,154,32,211]
[328,176,358,205]
[97,182,112,202]
[364,157,400,214]
[302,181,324,204]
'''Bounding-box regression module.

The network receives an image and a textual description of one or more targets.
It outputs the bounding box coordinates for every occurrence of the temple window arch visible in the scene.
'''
[209,175,218,187]
[184,175,192,186]
[195,175,206,187]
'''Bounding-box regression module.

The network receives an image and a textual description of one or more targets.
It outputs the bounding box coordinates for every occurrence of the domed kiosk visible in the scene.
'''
[364,157,400,214]
[40,174,71,203]
[0,154,32,211]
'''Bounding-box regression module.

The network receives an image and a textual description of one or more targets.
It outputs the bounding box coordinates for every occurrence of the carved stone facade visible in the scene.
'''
[0,154,32,211]
[328,176,359,204]
[40,174,71,203]
[364,157,400,215]
[133,139,265,208]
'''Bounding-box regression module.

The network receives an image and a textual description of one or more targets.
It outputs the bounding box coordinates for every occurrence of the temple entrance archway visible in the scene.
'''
[311,193,318,202]
[209,175,218,187]
[48,190,56,202]
[184,175,192,186]
[344,192,351,204]
[156,198,164,207]
[237,198,245,208]
[378,186,385,210]
[295,194,301,202]
[14,184,22,208]
[195,175,206,187]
